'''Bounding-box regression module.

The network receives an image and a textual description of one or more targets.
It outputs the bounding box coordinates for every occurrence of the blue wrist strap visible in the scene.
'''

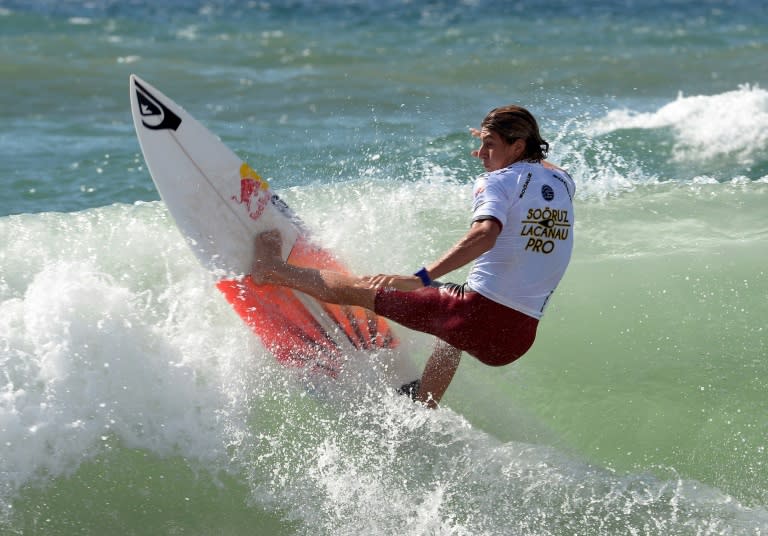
[414,267,432,287]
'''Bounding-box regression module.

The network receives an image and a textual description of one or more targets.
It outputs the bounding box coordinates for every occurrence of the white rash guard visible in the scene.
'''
[467,161,575,320]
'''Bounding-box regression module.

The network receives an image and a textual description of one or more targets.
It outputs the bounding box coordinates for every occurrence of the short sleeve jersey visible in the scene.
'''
[467,161,575,319]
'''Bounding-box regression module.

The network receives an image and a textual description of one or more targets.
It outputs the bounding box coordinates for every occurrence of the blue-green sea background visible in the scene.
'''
[1,1,767,534]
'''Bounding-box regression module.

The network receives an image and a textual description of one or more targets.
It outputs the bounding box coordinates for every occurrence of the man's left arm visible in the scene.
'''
[364,219,501,290]
[425,218,500,280]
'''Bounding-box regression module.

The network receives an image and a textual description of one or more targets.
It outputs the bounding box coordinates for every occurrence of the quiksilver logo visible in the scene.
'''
[134,79,181,131]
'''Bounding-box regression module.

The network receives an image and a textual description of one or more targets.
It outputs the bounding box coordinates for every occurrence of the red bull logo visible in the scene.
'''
[232,163,271,220]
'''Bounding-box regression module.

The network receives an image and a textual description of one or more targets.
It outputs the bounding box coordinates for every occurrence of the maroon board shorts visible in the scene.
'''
[374,282,538,366]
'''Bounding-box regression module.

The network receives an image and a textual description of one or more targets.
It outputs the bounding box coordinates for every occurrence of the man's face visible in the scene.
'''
[476,129,523,172]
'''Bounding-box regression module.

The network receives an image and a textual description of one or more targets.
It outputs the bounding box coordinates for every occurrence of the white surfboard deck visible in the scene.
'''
[129,74,413,381]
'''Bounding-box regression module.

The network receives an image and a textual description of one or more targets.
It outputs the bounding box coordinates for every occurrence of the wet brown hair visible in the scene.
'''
[481,105,549,162]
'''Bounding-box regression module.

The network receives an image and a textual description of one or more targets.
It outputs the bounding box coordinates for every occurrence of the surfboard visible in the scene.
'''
[129,74,403,379]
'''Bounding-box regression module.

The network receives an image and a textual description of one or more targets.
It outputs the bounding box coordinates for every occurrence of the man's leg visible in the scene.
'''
[416,339,462,409]
[252,230,377,310]
[255,230,462,409]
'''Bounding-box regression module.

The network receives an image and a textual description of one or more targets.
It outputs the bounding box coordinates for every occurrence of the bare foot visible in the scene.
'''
[251,230,283,284]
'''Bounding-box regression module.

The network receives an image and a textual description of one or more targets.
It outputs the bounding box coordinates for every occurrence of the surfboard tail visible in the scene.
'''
[217,277,343,377]
[286,237,400,352]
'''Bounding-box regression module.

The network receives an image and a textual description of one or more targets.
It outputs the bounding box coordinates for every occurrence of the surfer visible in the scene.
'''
[252,105,575,408]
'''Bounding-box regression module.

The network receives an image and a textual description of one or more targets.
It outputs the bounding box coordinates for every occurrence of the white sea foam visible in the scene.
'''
[0,204,262,515]
[2,192,767,533]
[588,84,768,164]
[0,199,427,523]
[284,169,470,276]
[67,17,92,25]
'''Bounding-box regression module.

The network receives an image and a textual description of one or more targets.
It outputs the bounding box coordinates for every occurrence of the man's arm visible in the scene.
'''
[425,218,500,280]
[365,218,501,290]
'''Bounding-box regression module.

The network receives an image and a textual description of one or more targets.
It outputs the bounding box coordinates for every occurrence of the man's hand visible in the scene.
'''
[469,127,481,157]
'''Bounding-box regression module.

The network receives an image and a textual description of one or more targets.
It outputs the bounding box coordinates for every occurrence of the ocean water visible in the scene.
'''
[1,1,767,534]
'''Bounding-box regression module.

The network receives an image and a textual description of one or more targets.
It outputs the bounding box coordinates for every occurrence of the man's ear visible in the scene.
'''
[511,137,527,160]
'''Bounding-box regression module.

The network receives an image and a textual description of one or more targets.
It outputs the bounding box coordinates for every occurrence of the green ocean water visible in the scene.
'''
[1,1,767,534]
